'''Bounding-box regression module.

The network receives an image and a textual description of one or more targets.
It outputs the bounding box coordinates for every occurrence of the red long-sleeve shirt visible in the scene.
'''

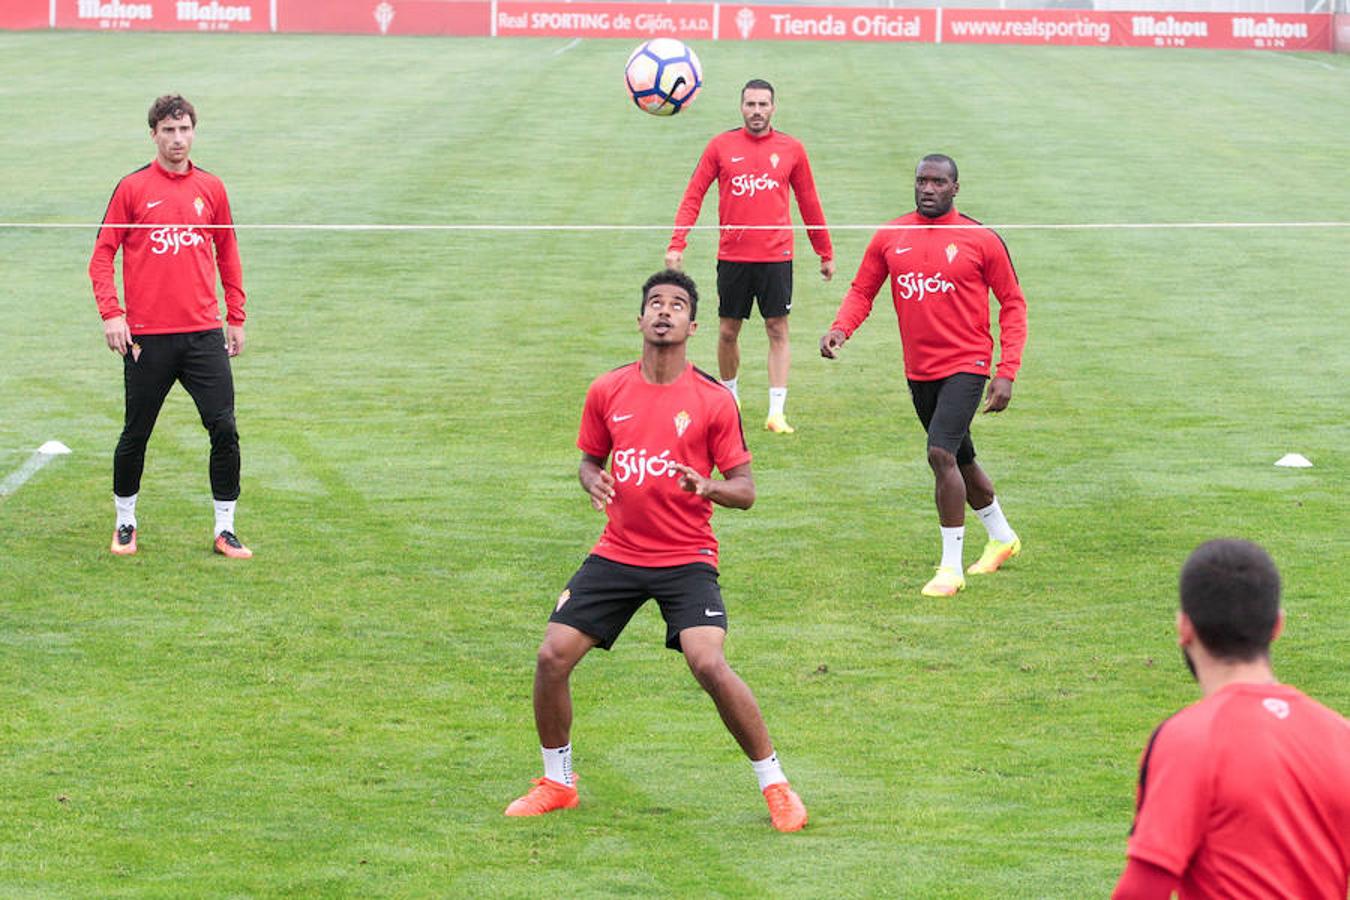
[1123,683,1350,900]
[90,159,245,335]
[831,207,1026,382]
[668,127,833,264]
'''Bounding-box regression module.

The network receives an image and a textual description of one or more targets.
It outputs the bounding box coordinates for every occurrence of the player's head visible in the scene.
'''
[639,270,699,347]
[640,269,699,320]
[148,95,197,169]
[741,80,776,135]
[1178,539,1283,670]
[148,94,196,130]
[915,154,959,219]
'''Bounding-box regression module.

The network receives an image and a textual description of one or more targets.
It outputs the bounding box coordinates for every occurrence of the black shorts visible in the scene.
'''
[716,260,793,320]
[908,373,987,465]
[549,555,727,652]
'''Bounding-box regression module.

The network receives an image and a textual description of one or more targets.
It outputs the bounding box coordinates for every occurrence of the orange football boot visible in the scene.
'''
[213,530,253,559]
[110,524,137,556]
[763,782,808,832]
[504,776,579,817]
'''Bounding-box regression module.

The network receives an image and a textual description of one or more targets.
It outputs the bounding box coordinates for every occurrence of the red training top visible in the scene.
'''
[831,207,1027,382]
[668,127,833,264]
[577,361,751,569]
[1126,682,1350,900]
[90,158,245,335]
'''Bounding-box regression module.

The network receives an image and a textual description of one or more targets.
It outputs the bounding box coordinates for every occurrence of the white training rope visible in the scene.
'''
[2,221,1347,232]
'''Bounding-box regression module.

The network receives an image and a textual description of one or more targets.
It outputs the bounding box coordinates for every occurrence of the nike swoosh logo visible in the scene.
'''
[146,200,164,209]
[704,609,724,617]
[731,156,745,162]
[612,414,634,422]
[894,247,912,254]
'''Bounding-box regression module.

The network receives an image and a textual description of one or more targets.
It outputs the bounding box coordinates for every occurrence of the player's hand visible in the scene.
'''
[983,376,1013,413]
[584,468,616,510]
[664,249,684,271]
[819,328,847,359]
[226,324,246,357]
[672,462,710,497]
[104,315,133,356]
[820,258,836,282]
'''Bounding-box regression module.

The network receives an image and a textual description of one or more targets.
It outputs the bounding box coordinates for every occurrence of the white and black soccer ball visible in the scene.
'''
[624,38,703,117]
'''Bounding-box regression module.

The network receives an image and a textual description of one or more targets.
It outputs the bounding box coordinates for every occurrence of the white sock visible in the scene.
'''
[751,752,787,791]
[213,499,236,537]
[114,493,137,529]
[940,525,965,572]
[542,743,574,786]
[973,498,1016,543]
[722,377,739,403]
[768,387,787,418]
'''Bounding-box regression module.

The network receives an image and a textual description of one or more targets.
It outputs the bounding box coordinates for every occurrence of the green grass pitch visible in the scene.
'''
[1,31,1347,897]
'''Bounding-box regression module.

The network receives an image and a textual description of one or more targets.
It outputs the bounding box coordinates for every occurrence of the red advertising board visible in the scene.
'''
[7,0,1338,53]
[1332,13,1350,52]
[54,0,270,32]
[279,0,487,36]
[494,2,712,39]
[718,4,935,42]
[1109,11,1329,50]
[936,8,1329,51]
[942,9,1114,46]
[0,0,50,29]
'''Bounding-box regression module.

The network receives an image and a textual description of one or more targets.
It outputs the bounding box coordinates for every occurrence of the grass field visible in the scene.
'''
[1,30,1348,897]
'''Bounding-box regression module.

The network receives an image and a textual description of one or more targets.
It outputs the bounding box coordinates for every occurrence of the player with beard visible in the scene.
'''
[820,154,1026,597]
[1112,539,1350,899]
[90,94,251,559]
[666,79,834,435]
[504,269,808,832]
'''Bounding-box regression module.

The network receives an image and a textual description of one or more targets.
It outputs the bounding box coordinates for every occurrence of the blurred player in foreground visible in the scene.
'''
[90,94,250,559]
[667,79,834,434]
[820,154,1026,597]
[1112,539,1350,899]
[505,270,807,832]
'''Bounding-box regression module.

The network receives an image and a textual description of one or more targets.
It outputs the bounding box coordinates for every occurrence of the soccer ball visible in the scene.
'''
[624,39,703,117]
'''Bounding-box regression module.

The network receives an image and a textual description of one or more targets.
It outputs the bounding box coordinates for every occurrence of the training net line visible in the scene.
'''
[2,221,1348,232]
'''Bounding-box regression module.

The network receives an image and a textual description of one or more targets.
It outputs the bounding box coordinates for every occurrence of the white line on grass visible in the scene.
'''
[0,441,71,498]
[2,221,1348,232]
[553,38,582,55]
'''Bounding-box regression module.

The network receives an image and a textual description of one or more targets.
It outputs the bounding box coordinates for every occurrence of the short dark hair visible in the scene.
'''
[918,153,958,182]
[148,94,196,130]
[1180,539,1281,661]
[741,79,775,101]
[640,269,699,321]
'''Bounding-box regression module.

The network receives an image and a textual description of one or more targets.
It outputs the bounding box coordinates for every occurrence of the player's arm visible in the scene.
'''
[789,150,834,279]
[820,232,888,359]
[212,184,247,356]
[90,183,133,355]
[1110,858,1179,900]
[672,461,754,510]
[666,142,720,266]
[982,233,1027,385]
[579,452,615,511]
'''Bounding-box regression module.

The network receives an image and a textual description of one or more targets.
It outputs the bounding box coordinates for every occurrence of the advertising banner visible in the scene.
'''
[54,0,270,32]
[279,0,487,36]
[718,4,936,42]
[1331,13,1349,52]
[1112,11,1330,50]
[10,0,1338,53]
[942,9,1115,46]
[494,2,713,39]
[0,0,50,29]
